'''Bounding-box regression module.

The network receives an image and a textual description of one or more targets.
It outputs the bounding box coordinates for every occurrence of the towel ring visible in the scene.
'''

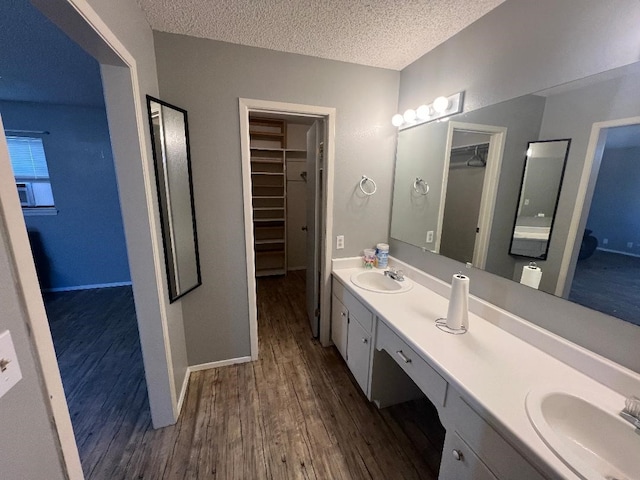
[359,175,377,196]
[413,177,429,195]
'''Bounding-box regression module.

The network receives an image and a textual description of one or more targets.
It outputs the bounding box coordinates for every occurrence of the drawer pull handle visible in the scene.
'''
[362,337,368,344]
[452,449,463,461]
[396,350,412,363]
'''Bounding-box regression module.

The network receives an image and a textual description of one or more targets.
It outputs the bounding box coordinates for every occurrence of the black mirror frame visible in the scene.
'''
[509,138,571,261]
[146,95,202,303]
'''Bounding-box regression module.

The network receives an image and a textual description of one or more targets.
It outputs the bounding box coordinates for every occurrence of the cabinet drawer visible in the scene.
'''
[375,321,447,407]
[439,432,498,480]
[331,294,348,361]
[332,278,373,332]
[447,393,544,480]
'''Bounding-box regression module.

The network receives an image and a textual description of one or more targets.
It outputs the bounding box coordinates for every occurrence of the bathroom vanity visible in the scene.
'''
[332,258,640,480]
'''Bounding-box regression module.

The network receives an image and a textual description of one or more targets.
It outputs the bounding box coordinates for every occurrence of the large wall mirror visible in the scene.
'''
[390,61,640,327]
[146,96,202,303]
[509,139,570,260]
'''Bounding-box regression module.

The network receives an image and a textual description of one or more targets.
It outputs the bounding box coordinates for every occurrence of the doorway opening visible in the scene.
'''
[559,118,640,325]
[439,122,507,268]
[239,99,336,357]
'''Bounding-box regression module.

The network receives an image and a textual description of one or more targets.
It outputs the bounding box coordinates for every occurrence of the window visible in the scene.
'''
[6,136,56,210]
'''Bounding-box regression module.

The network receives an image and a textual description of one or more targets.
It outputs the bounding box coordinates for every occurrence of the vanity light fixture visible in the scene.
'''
[391,91,464,130]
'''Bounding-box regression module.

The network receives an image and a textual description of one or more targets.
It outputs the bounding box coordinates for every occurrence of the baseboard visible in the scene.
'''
[176,368,191,416]
[43,281,132,293]
[596,247,640,258]
[188,356,252,372]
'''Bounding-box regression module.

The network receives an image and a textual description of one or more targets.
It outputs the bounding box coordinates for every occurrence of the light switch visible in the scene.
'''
[0,330,22,399]
[426,231,434,243]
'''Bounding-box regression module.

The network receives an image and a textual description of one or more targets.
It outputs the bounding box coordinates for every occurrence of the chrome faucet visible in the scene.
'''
[384,267,405,282]
[620,396,640,433]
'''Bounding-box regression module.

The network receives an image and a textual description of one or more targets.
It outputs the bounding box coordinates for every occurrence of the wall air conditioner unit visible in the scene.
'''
[16,182,35,207]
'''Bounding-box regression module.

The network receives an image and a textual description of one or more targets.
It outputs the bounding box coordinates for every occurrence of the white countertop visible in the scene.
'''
[332,260,633,480]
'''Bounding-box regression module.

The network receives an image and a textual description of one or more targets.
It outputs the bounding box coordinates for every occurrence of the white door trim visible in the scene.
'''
[439,121,507,268]
[239,98,336,358]
[555,115,640,296]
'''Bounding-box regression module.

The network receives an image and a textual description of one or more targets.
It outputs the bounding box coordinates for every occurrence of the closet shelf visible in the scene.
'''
[253,207,284,211]
[254,218,285,223]
[254,239,285,245]
[251,172,285,176]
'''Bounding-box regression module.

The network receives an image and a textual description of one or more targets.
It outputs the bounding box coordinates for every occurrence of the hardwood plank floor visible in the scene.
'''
[46,273,445,479]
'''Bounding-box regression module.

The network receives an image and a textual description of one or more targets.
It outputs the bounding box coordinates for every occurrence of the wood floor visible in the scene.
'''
[569,250,640,326]
[46,272,445,479]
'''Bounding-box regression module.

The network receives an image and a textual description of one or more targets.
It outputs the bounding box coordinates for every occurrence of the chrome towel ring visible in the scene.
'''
[413,177,429,195]
[359,175,377,196]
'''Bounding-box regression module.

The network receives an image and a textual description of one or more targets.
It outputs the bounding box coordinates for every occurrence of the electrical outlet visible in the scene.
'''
[336,235,344,250]
[627,242,634,249]
[426,230,434,243]
[603,238,608,245]
[0,330,22,399]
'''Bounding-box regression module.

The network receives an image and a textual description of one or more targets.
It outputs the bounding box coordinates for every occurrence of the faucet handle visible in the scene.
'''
[624,396,640,418]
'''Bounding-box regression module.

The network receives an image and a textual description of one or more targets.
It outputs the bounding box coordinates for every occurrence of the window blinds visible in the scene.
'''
[6,136,50,179]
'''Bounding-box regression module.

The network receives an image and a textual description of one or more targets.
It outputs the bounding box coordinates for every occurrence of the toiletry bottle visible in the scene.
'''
[375,243,389,269]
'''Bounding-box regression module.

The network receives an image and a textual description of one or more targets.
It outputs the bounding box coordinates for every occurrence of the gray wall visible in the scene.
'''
[0,218,66,480]
[587,147,640,254]
[0,100,130,290]
[394,0,640,373]
[153,32,400,365]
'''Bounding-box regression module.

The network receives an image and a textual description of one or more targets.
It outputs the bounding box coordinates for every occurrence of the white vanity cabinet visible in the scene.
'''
[439,392,545,480]
[331,278,374,395]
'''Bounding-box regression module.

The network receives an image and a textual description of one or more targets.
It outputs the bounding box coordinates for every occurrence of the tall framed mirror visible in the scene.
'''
[146,95,202,302]
[509,139,570,260]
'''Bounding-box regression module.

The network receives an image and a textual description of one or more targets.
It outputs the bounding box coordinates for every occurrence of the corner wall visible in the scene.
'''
[153,32,400,365]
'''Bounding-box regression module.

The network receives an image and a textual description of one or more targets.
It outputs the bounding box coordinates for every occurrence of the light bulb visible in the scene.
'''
[391,114,404,127]
[433,96,450,114]
[416,104,431,120]
[403,109,417,123]
[526,148,533,157]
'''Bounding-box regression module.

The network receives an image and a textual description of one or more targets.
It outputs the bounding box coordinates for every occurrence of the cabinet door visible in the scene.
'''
[331,295,348,361]
[439,431,498,480]
[346,317,371,394]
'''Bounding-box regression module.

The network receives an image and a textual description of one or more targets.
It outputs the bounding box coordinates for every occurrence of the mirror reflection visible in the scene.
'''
[509,139,570,260]
[390,62,640,326]
[146,96,202,302]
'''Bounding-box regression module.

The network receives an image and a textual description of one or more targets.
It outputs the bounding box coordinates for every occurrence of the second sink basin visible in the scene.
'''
[350,270,413,294]
[526,387,640,480]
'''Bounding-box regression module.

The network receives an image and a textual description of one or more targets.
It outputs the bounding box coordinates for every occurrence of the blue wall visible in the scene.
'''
[587,146,640,255]
[1,100,131,289]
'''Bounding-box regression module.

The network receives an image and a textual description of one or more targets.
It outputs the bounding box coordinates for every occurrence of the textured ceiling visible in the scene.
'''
[135,0,506,70]
[0,0,104,107]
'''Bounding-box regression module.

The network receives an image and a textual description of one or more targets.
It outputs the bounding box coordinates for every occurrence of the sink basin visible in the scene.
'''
[526,387,640,480]
[350,270,413,294]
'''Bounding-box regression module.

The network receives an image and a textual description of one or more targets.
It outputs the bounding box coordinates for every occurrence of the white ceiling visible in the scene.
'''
[135,0,506,70]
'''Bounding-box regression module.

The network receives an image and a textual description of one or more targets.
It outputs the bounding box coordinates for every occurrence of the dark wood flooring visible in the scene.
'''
[569,250,640,326]
[45,272,445,479]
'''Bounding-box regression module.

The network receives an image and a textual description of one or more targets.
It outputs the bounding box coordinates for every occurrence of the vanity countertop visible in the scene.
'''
[332,260,632,480]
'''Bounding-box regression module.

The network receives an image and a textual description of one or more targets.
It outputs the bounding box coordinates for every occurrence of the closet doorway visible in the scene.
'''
[439,122,507,269]
[239,99,336,357]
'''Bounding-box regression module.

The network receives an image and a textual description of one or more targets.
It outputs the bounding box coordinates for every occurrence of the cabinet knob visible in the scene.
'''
[341,311,346,317]
[452,449,463,461]
[362,337,368,344]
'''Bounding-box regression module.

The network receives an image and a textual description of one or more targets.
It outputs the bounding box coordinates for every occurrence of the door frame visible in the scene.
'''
[239,98,336,357]
[1,1,182,477]
[555,115,640,296]
[438,121,507,268]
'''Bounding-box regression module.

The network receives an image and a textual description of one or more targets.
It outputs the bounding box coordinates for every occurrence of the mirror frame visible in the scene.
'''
[146,95,202,303]
[509,138,571,261]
